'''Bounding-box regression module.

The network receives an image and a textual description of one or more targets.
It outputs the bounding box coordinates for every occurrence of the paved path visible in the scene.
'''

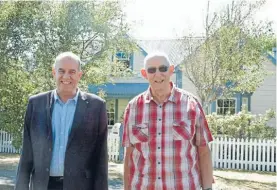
[0,163,124,190]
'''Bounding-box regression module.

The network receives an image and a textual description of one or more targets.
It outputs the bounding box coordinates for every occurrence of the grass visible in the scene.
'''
[0,154,20,159]
[0,184,13,190]
[0,153,19,171]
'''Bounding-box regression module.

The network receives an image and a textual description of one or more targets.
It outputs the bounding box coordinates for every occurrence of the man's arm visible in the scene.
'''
[193,97,214,189]
[93,101,108,190]
[198,145,213,189]
[15,100,33,190]
[124,146,134,190]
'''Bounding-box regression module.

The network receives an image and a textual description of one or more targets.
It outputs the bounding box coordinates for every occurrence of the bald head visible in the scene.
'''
[54,52,82,71]
[143,51,172,68]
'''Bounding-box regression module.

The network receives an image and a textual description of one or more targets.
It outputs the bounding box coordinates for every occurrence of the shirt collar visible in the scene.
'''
[144,82,177,104]
[54,89,80,104]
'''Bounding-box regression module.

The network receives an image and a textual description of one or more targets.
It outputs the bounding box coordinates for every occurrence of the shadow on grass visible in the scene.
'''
[0,164,18,171]
[109,172,123,180]
[215,175,276,190]
[0,154,20,159]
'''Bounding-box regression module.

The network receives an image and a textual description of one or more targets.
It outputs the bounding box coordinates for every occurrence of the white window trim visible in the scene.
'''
[107,99,115,126]
[216,98,237,115]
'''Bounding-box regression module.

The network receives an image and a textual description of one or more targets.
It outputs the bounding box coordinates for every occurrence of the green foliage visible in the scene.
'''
[206,108,276,139]
[0,1,136,147]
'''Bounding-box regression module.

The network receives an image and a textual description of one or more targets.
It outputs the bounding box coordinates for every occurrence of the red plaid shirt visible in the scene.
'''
[122,83,213,190]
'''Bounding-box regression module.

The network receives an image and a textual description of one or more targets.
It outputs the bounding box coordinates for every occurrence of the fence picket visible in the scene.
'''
[249,139,253,170]
[223,136,227,168]
[227,137,231,169]
[271,140,275,172]
[245,138,249,170]
[266,139,270,172]
[258,139,262,170]
[215,137,219,168]
[262,139,265,171]
[240,138,244,169]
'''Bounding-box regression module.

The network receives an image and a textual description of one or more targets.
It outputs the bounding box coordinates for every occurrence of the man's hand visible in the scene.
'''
[198,145,213,189]
[124,146,134,190]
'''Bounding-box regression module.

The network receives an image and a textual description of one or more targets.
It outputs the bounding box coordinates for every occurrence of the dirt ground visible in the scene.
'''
[0,154,276,190]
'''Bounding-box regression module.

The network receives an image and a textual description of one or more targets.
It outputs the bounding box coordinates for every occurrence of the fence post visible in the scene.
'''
[118,123,124,161]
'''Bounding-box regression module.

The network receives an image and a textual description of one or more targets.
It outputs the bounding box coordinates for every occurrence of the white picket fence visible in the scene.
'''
[1,129,276,172]
[210,137,276,172]
[0,130,123,161]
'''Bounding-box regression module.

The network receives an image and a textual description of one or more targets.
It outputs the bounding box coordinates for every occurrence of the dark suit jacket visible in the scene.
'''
[15,90,108,190]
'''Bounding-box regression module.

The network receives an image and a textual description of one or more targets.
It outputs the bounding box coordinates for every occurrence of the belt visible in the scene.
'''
[49,176,64,181]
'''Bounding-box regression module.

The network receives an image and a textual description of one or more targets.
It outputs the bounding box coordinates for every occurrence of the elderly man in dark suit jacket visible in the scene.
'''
[15,52,108,190]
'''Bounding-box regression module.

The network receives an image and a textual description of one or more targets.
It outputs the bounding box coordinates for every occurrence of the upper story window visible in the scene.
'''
[115,51,131,68]
[217,99,236,115]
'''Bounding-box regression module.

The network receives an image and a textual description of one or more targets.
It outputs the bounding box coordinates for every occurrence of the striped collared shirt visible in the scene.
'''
[122,83,213,190]
[50,89,79,176]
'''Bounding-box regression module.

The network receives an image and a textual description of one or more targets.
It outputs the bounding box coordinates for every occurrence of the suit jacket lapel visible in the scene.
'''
[46,91,54,142]
[67,91,88,148]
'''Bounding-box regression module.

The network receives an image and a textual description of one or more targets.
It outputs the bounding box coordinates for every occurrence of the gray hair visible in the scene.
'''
[54,52,82,71]
[143,51,172,68]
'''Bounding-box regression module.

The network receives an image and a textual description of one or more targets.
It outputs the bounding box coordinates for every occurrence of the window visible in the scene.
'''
[217,99,236,115]
[115,51,130,68]
[242,97,249,111]
[106,99,115,126]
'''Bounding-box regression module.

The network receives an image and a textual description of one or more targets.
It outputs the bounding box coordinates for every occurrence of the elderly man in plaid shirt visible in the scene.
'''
[122,52,214,190]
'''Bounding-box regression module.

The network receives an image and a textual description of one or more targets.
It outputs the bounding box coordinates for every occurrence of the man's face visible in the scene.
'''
[52,58,82,95]
[141,57,174,92]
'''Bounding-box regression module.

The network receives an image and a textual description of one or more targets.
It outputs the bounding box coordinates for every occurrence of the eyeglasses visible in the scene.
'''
[147,65,168,74]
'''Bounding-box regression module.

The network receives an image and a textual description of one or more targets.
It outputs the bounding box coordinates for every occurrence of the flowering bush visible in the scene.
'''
[206,108,276,139]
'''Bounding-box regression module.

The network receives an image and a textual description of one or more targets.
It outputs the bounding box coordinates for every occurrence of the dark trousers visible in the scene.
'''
[48,176,63,190]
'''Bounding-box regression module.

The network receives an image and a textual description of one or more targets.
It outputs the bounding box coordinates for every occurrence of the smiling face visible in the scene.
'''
[141,56,174,92]
[52,57,82,97]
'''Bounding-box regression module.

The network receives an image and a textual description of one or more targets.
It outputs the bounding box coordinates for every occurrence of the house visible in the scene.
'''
[89,38,203,127]
[183,47,276,127]
[89,39,276,128]
[250,48,276,127]
[181,46,276,126]
[207,48,276,127]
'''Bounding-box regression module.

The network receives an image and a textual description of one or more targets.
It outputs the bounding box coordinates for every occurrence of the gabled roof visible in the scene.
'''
[136,37,204,66]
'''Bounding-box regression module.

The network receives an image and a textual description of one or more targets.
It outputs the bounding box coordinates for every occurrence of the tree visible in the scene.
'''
[181,0,275,110]
[0,1,136,148]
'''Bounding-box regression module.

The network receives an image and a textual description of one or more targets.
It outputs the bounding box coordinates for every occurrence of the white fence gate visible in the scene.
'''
[108,133,121,161]
[0,130,20,153]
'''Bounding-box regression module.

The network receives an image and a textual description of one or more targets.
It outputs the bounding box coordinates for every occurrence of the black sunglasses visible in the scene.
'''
[147,65,168,74]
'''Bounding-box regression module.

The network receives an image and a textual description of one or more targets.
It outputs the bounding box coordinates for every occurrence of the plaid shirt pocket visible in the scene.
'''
[172,120,194,141]
[131,123,149,144]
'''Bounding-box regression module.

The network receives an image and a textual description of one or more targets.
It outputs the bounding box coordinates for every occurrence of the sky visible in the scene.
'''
[123,0,276,40]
